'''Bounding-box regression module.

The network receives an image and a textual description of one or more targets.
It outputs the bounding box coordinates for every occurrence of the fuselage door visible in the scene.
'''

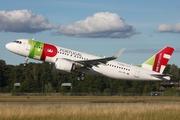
[134,67,140,78]
[26,44,31,50]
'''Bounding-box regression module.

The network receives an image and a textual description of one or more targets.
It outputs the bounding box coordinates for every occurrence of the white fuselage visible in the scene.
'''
[6,39,169,81]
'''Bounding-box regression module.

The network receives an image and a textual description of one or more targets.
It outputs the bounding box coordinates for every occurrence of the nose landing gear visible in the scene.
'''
[24,57,29,66]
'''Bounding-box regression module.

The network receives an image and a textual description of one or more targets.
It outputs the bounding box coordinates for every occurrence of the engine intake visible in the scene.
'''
[53,58,75,72]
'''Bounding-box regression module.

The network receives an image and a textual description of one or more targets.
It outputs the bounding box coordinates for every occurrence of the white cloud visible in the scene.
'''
[157,24,173,32]
[157,23,180,33]
[0,10,55,33]
[174,23,180,32]
[55,12,140,38]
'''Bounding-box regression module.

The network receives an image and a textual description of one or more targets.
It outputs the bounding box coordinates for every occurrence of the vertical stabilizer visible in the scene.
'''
[141,46,174,73]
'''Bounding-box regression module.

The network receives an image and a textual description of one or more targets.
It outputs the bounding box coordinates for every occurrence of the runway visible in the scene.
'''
[1,101,180,105]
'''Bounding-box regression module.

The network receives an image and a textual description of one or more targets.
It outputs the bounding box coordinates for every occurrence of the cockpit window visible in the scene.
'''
[13,41,22,44]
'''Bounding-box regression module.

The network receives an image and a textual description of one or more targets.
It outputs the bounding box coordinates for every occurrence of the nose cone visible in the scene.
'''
[6,43,10,49]
[6,43,12,51]
[5,42,17,53]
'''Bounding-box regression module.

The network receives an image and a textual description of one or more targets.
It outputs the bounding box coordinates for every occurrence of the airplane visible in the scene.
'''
[5,39,174,81]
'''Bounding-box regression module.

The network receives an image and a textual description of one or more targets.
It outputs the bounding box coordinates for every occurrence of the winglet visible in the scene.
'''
[112,48,125,59]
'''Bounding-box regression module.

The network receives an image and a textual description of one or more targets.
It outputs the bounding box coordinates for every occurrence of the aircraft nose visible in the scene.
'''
[5,42,16,53]
[5,43,12,50]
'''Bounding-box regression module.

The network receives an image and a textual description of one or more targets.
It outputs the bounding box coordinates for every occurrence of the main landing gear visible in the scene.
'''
[77,72,85,81]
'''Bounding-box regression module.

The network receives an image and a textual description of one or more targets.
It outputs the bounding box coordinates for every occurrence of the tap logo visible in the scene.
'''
[28,40,57,60]
[152,46,174,73]
[141,46,174,74]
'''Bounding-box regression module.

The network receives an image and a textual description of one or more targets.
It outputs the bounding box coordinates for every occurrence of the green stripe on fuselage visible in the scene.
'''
[28,40,44,59]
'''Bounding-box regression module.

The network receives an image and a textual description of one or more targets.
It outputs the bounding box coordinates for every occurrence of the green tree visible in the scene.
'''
[0,60,6,87]
[163,64,171,74]
[169,64,179,81]
[0,59,180,94]
[103,88,111,95]
[45,83,54,94]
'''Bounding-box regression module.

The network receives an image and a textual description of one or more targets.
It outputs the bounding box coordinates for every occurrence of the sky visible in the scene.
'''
[1,0,180,67]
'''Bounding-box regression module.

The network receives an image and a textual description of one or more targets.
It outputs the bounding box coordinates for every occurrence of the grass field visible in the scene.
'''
[0,95,180,120]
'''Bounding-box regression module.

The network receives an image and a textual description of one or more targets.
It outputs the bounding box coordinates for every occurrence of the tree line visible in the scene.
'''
[0,59,179,95]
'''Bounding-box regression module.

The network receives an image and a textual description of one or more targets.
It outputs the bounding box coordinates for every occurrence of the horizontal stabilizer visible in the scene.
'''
[151,74,171,80]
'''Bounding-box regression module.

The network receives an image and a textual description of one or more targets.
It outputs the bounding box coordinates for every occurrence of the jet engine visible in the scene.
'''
[53,58,75,72]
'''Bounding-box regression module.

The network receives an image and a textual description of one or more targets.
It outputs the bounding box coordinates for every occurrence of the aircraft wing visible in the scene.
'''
[75,48,125,67]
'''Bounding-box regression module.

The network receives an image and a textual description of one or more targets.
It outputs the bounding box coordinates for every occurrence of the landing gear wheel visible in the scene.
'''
[77,77,81,81]
[77,72,85,81]
[80,74,85,80]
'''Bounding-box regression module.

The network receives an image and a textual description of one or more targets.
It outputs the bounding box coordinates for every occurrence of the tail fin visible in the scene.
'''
[141,46,174,73]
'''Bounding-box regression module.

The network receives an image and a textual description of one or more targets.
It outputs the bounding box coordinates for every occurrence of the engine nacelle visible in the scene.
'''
[53,58,75,72]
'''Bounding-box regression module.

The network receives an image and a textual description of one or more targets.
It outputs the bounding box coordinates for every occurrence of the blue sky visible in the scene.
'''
[1,0,180,67]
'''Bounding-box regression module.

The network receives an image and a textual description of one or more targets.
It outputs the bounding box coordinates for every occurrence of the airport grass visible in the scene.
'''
[0,95,180,119]
[0,102,180,120]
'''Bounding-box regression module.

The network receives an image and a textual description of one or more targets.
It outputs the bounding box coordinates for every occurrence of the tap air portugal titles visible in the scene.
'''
[6,39,174,81]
